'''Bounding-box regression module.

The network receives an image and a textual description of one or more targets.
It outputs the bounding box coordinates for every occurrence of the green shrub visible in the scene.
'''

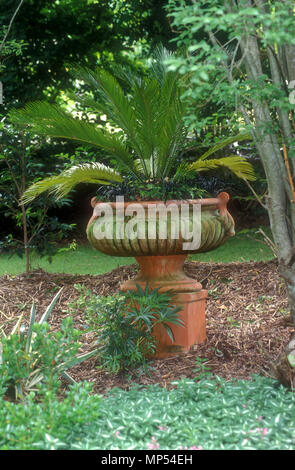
[0,289,98,402]
[0,381,102,450]
[71,284,183,374]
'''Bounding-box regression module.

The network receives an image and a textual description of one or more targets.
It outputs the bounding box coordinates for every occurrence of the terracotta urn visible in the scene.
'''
[86,192,235,358]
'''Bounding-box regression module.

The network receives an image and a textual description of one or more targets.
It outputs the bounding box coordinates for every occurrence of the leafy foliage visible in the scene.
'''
[166,0,295,333]
[0,381,102,450]
[0,0,173,108]
[0,289,98,402]
[0,122,75,270]
[22,162,123,203]
[95,174,208,202]
[166,0,295,156]
[1,375,295,450]
[123,283,184,343]
[70,283,182,374]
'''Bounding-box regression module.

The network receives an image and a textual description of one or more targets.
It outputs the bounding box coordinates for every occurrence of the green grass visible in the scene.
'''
[0,227,274,276]
[1,376,294,450]
[0,245,134,276]
[190,228,274,263]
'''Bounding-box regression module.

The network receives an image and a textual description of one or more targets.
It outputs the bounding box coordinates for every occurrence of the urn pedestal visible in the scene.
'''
[86,193,235,358]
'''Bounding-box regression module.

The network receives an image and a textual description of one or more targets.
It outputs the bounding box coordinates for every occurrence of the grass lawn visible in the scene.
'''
[0,227,274,276]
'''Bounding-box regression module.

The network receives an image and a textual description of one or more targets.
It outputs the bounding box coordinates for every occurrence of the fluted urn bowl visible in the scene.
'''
[86,192,234,257]
[86,192,235,357]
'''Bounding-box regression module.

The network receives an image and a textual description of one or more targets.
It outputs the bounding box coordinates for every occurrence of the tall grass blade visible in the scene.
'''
[39,288,63,324]
[25,301,36,353]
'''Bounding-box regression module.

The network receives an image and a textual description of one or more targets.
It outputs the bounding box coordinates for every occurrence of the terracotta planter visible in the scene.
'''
[86,192,235,358]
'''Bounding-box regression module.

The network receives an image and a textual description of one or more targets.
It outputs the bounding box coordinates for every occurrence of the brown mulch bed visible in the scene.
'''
[0,260,294,395]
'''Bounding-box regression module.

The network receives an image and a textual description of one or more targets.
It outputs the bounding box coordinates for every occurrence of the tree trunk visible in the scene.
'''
[229,0,295,387]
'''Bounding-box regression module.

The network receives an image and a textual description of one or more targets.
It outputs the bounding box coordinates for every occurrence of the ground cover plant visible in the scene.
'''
[1,376,295,450]
[0,288,98,402]
[73,284,183,374]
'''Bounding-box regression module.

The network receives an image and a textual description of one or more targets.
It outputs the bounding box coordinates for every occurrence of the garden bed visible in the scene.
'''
[0,259,293,395]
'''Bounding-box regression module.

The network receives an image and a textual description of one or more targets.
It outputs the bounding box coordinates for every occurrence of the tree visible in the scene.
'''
[0,1,75,273]
[167,0,295,386]
[0,0,174,108]
[0,123,74,274]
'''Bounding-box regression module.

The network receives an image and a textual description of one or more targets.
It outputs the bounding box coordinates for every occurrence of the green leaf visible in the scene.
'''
[190,155,256,181]
[22,162,123,203]
[25,302,36,353]
[10,314,24,336]
[196,133,252,161]
[9,101,136,175]
[61,370,77,384]
[39,288,63,324]
[58,348,99,371]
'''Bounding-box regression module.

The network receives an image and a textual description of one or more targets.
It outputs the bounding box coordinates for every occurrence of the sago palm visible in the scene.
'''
[9,47,255,203]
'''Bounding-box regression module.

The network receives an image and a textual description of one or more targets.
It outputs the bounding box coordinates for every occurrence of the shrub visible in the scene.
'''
[0,381,102,450]
[71,284,183,374]
[0,289,98,402]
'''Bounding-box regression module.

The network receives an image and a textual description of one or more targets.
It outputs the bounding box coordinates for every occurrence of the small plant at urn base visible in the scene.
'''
[123,283,184,346]
[193,357,212,381]
[73,284,183,374]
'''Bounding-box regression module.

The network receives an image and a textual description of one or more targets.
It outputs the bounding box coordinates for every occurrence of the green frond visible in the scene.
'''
[22,162,122,203]
[173,162,195,181]
[68,66,143,151]
[9,101,136,173]
[150,45,178,86]
[198,132,252,161]
[189,155,256,181]
[66,91,106,117]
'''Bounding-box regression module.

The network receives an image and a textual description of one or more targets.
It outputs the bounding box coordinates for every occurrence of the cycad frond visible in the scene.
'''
[197,132,252,161]
[22,162,122,203]
[189,155,256,181]
[9,101,136,175]
[68,66,146,159]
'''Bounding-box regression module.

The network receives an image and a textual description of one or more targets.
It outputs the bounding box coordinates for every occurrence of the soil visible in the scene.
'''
[0,259,294,395]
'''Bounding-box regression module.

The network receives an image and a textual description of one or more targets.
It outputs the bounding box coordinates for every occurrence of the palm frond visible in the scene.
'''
[68,66,146,160]
[127,77,161,176]
[9,101,136,174]
[150,54,187,178]
[9,49,256,191]
[189,155,256,181]
[66,90,107,117]
[149,45,175,85]
[197,132,252,161]
[22,162,122,203]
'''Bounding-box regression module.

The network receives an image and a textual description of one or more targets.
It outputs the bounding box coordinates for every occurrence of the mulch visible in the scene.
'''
[0,259,294,395]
